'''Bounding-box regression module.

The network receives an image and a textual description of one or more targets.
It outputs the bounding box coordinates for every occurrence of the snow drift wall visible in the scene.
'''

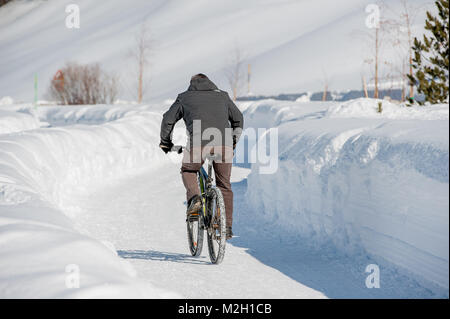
[0,106,177,298]
[0,109,41,135]
[0,109,165,207]
[243,99,449,293]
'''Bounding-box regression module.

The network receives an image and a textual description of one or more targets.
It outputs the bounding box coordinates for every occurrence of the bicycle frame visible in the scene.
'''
[198,159,214,222]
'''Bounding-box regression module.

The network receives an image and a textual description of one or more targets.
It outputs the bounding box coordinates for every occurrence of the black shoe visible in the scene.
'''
[186,195,202,221]
[226,226,233,240]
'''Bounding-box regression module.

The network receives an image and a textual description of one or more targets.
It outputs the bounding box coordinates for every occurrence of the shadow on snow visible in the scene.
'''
[117,249,210,265]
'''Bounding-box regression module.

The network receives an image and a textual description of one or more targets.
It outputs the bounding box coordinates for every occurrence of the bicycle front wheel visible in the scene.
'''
[206,187,226,264]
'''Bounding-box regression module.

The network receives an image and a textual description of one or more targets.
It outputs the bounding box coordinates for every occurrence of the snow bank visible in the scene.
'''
[0,106,179,298]
[0,96,14,105]
[243,99,449,295]
[239,99,332,128]
[36,104,146,127]
[0,109,41,135]
[32,102,174,127]
[327,98,449,120]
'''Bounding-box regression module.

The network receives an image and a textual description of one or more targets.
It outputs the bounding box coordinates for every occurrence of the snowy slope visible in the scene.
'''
[0,0,430,102]
[243,99,449,294]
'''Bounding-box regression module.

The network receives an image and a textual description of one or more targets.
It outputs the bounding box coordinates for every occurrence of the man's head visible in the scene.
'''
[188,73,218,91]
[191,73,208,81]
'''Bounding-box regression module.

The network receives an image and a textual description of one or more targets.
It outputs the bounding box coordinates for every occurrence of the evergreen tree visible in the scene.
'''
[408,0,449,104]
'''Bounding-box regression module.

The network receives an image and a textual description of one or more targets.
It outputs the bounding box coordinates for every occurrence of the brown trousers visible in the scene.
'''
[181,146,234,228]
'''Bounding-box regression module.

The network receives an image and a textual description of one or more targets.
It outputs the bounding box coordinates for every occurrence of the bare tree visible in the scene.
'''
[389,0,427,100]
[372,11,391,98]
[362,0,429,102]
[320,68,330,101]
[100,71,119,104]
[358,2,393,99]
[129,23,153,103]
[225,45,245,101]
[48,62,118,105]
[362,73,369,98]
[401,0,415,99]
[322,82,328,101]
[374,24,381,98]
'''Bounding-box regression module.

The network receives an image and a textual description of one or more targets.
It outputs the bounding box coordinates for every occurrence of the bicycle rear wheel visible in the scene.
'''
[186,216,204,257]
[206,187,226,264]
[186,172,206,257]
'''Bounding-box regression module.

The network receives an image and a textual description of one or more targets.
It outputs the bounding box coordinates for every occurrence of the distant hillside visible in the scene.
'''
[0,0,430,102]
[238,89,425,103]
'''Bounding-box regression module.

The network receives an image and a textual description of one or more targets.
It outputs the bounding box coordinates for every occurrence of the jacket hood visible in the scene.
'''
[188,77,218,91]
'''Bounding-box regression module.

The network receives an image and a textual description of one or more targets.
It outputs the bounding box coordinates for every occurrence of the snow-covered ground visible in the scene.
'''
[0,98,448,298]
[0,0,431,101]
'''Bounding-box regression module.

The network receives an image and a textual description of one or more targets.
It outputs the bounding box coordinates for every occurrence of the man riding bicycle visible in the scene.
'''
[159,74,243,240]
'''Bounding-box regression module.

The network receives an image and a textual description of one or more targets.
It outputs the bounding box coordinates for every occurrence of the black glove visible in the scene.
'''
[159,141,174,154]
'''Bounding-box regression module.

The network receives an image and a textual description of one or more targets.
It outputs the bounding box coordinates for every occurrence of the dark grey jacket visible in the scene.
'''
[160,77,244,147]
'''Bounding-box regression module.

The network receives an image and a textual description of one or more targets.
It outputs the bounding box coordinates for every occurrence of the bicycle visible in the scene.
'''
[171,145,227,264]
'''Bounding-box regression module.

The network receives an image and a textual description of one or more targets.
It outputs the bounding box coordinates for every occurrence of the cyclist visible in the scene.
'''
[159,74,243,240]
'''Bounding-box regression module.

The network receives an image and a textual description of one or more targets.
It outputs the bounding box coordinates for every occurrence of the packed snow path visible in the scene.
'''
[68,163,325,299]
[67,161,437,298]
